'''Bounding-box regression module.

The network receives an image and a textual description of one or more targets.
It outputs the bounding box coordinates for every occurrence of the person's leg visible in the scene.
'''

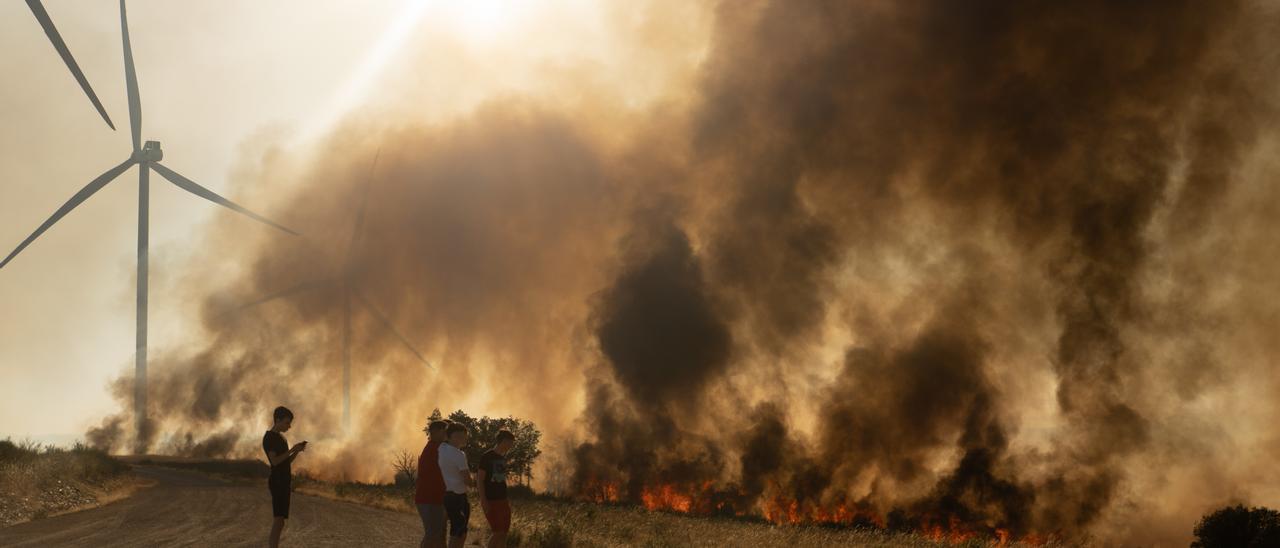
[429,505,447,548]
[445,494,469,548]
[418,504,432,548]
[459,495,471,547]
[486,500,510,548]
[269,484,289,548]
[269,517,285,548]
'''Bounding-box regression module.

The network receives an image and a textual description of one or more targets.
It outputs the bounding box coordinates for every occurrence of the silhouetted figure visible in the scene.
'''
[478,429,516,548]
[263,406,306,548]
[440,423,476,548]
[416,419,450,548]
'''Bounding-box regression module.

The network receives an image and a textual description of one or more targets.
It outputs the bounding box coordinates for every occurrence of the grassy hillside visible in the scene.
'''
[0,439,134,526]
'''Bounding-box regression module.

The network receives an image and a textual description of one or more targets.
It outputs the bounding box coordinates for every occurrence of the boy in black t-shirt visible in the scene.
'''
[477,429,515,548]
[263,406,307,548]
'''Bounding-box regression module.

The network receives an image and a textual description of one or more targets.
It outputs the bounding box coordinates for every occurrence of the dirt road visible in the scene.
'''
[0,467,426,547]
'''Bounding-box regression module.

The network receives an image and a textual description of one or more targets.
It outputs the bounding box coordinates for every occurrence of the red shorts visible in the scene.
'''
[484,499,511,533]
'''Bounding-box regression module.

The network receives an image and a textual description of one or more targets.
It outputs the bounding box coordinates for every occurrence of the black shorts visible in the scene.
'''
[443,492,470,538]
[269,479,291,519]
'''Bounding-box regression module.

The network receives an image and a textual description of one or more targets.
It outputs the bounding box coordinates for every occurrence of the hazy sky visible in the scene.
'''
[0,0,708,442]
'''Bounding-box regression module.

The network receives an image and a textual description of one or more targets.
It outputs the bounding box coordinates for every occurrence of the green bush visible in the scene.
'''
[1192,505,1280,548]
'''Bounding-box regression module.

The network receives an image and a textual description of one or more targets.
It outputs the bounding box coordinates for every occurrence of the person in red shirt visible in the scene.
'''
[416,420,449,548]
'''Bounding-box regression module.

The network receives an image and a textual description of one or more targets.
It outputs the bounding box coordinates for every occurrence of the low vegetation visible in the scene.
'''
[292,474,1050,547]
[0,438,133,526]
[132,452,1065,547]
[123,455,268,479]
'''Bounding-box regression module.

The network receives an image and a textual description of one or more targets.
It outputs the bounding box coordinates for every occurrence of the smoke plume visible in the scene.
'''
[85,0,1280,543]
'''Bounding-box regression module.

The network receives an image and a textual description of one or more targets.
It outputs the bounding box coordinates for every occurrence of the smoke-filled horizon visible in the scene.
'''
[81,0,1280,544]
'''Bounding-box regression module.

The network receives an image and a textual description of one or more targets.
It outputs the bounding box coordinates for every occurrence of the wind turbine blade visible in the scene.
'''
[352,289,434,369]
[232,278,333,312]
[345,149,381,266]
[151,163,297,235]
[26,0,115,130]
[119,0,141,152]
[0,159,134,269]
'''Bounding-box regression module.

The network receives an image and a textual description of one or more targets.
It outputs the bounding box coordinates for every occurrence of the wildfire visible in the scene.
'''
[760,495,883,528]
[576,480,1056,545]
[640,483,697,513]
[581,478,622,504]
[920,516,978,543]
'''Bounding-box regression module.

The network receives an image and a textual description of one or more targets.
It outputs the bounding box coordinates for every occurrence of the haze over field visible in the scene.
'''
[4,1,1280,544]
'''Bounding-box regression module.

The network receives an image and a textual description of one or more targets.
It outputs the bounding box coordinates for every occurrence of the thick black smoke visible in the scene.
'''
[572,220,730,501]
[573,0,1277,541]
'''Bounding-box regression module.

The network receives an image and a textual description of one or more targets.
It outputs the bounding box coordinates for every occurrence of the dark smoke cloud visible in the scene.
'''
[575,0,1278,541]
[595,220,731,406]
[84,0,1280,543]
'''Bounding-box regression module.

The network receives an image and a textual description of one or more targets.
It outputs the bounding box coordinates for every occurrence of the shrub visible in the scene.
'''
[0,438,42,462]
[0,439,22,461]
[1192,504,1280,548]
[392,449,417,485]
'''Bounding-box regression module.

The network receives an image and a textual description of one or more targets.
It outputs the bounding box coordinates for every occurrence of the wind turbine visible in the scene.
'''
[25,0,115,129]
[235,151,433,432]
[1,0,296,445]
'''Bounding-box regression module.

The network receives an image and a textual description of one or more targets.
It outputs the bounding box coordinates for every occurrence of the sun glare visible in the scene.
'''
[304,0,529,140]
[436,0,522,41]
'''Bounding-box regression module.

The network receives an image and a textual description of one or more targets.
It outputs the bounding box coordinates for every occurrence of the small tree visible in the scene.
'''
[392,449,417,486]
[438,409,543,485]
[1192,505,1280,548]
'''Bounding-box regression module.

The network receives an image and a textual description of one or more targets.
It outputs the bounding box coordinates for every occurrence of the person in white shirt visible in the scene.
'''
[438,423,475,548]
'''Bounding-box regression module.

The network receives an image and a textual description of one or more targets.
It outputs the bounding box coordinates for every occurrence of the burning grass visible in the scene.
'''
[580,478,1066,546]
[290,475,1063,547]
[0,438,135,526]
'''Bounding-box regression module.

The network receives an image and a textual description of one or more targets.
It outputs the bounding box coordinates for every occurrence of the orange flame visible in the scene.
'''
[640,483,696,512]
[577,479,1057,546]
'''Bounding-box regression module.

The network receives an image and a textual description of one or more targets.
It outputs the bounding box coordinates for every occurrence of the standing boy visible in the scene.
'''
[438,423,475,548]
[477,429,516,548]
[263,406,307,548]
[416,420,449,548]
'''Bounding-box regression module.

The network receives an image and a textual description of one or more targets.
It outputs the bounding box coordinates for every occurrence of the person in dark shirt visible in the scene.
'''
[477,429,515,548]
[416,419,449,548]
[263,406,307,548]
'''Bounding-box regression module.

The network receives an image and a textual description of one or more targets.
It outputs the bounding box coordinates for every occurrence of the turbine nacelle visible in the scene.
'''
[133,140,163,162]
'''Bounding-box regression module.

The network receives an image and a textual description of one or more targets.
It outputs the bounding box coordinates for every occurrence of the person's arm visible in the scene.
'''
[477,466,489,510]
[461,456,476,487]
[266,441,306,466]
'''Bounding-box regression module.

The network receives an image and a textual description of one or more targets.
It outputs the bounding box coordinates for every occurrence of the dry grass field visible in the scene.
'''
[292,476,1066,548]
[3,452,1071,547]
